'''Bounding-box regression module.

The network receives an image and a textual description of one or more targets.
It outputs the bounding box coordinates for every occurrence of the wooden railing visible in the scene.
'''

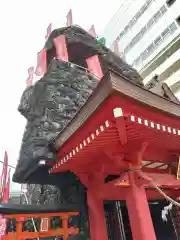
[2,211,79,240]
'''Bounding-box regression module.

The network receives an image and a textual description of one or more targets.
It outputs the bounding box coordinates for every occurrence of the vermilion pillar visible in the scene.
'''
[126,172,156,240]
[87,190,108,240]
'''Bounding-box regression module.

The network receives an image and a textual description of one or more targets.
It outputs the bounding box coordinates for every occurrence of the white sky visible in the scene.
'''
[0,0,122,192]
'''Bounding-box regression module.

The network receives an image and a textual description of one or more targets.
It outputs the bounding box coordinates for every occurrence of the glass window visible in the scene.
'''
[137,32,142,40]
[161,28,170,39]
[117,0,153,41]
[160,5,167,14]
[141,49,150,60]
[169,22,177,33]
[154,36,162,46]
[133,57,142,67]
[119,31,124,38]
[135,11,141,20]
[147,43,154,54]
[141,3,148,15]
[132,22,177,67]
[140,26,147,35]
[124,25,129,33]
[146,0,153,6]
[153,11,160,23]
[131,17,136,26]
[147,18,155,29]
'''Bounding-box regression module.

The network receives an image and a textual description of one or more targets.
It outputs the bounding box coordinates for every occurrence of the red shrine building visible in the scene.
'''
[50,68,180,240]
[49,29,180,239]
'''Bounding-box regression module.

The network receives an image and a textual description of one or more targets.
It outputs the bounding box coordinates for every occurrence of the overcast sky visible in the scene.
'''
[0,0,122,192]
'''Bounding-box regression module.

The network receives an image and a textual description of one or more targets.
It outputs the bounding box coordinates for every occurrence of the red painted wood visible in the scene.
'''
[41,49,47,74]
[146,189,179,200]
[126,172,156,240]
[35,49,47,76]
[54,95,180,175]
[137,172,180,188]
[51,93,180,239]
[53,35,69,62]
[59,95,180,149]
[113,109,127,145]
[87,190,108,240]
[86,55,103,80]
[3,212,79,240]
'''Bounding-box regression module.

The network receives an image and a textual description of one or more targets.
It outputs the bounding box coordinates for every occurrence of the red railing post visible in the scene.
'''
[62,215,69,240]
[3,212,79,240]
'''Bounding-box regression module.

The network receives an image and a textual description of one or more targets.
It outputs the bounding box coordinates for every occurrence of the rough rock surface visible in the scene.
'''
[14,60,98,182]
[13,26,142,183]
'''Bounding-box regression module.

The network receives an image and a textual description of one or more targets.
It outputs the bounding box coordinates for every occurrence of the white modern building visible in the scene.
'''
[102,0,180,98]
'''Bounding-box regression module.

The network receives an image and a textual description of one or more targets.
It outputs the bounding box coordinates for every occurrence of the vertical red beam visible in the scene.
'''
[86,55,103,80]
[53,35,69,62]
[87,190,108,240]
[16,219,23,240]
[113,108,127,146]
[62,216,69,240]
[126,172,156,240]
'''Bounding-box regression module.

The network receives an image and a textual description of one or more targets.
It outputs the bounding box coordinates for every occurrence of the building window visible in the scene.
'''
[161,28,170,38]
[169,22,177,33]
[132,22,177,68]
[117,0,153,41]
[147,18,155,29]
[160,5,167,14]
[166,0,176,7]
[123,5,167,55]
[176,15,180,26]
[147,43,154,54]
[154,36,163,46]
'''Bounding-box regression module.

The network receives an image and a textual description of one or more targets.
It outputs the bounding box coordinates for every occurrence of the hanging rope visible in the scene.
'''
[151,182,180,208]
[129,169,180,207]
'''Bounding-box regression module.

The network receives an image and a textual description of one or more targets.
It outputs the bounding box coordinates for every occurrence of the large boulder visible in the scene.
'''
[13,26,143,239]
[13,26,142,184]
[13,60,98,183]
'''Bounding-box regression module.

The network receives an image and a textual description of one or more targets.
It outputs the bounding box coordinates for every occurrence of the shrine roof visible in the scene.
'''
[54,69,180,149]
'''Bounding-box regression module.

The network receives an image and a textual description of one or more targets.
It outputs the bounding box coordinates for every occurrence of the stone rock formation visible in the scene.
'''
[13,26,143,239]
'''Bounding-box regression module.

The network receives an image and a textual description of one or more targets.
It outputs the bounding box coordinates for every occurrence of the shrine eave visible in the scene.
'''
[54,69,180,149]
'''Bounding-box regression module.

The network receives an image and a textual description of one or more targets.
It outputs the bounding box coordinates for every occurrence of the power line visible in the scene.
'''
[0,160,15,169]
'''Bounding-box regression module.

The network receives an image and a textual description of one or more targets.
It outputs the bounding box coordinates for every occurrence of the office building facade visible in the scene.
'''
[102,0,180,97]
